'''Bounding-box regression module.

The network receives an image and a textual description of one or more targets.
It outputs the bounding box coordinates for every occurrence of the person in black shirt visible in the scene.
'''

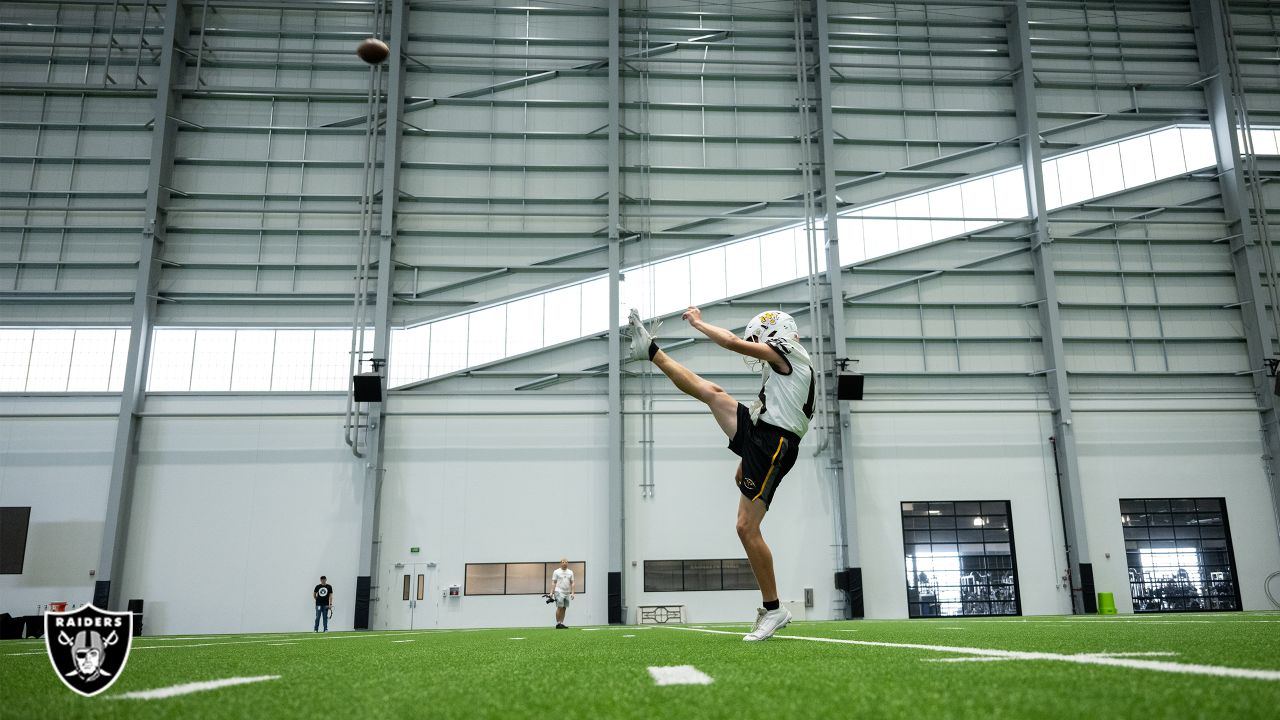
[313,576,334,632]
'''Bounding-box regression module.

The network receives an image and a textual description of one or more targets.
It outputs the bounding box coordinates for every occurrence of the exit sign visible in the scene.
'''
[410,547,420,554]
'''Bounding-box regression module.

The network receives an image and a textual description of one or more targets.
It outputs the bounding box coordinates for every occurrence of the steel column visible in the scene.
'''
[1191,0,1280,542]
[355,0,408,630]
[94,0,187,611]
[1006,0,1090,614]
[812,0,859,611]
[606,0,625,624]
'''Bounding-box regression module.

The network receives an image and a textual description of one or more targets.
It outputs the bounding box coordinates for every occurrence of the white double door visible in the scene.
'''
[383,561,438,630]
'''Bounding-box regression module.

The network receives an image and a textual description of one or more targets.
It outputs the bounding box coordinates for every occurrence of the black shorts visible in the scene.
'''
[728,403,801,509]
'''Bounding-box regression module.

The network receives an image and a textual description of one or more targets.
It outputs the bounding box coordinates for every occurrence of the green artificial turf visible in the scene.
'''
[2,613,1278,719]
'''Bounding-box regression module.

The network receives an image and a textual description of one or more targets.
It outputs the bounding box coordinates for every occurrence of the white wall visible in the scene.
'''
[850,398,1075,619]
[1074,402,1280,613]
[0,396,116,616]
[118,395,363,635]
[6,392,1279,634]
[377,394,610,629]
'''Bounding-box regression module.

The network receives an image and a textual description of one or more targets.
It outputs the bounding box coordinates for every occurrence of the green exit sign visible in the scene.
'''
[410,547,420,554]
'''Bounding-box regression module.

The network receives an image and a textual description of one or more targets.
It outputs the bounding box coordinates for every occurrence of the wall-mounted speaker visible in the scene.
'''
[352,372,383,403]
[837,373,864,401]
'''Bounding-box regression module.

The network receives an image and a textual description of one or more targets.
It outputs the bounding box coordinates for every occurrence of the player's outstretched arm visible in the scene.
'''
[682,307,785,368]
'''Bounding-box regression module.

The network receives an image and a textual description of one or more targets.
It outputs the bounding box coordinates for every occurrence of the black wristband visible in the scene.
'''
[648,340,660,361]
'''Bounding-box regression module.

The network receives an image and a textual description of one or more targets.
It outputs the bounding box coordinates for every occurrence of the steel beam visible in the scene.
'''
[606,0,625,625]
[812,0,859,615]
[354,0,408,630]
[94,0,187,611]
[1191,0,1280,544]
[1006,0,1089,615]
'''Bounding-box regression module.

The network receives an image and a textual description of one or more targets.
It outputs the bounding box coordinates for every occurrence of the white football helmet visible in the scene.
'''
[742,310,800,371]
[744,309,800,344]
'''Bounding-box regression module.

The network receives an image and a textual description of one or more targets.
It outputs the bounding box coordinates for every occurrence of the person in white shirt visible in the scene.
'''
[549,558,575,629]
[626,307,814,641]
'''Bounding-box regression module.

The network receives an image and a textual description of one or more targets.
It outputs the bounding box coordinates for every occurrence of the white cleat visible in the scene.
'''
[624,308,660,362]
[743,607,791,642]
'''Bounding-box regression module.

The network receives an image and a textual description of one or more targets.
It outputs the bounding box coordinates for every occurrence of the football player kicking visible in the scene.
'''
[626,306,814,641]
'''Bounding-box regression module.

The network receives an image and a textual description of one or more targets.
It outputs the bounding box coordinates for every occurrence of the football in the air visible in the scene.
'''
[357,37,390,65]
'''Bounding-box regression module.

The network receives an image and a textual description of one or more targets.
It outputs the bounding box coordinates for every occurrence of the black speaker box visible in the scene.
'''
[837,373,864,401]
[607,572,622,624]
[834,567,865,619]
[352,373,383,403]
[354,576,372,629]
[127,598,144,636]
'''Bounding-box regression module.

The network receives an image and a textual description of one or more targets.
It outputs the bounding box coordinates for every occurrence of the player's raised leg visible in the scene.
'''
[626,309,738,439]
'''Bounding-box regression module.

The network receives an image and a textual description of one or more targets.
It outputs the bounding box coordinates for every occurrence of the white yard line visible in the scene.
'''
[112,675,280,700]
[391,640,415,644]
[648,665,714,686]
[669,627,1280,681]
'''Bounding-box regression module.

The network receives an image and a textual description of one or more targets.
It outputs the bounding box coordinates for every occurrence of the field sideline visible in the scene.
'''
[2,613,1279,719]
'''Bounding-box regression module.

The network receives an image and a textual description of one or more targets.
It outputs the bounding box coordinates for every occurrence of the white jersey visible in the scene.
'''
[552,568,574,596]
[748,337,815,438]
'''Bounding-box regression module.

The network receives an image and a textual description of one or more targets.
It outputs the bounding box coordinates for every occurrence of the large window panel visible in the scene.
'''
[688,247,728,307]
[148,329,195,392]
[271,330,315,391]
[902,500,1020,617]
[27,329,75,392]
[758,230,800,288]
[65,329,118,392]
[1041,159,1064,210]
[504,562,546,595]
[992,168,1028,219]
[229,330,275,391]
[621,265,654,318]
[467,305,507,366]
[0,330,34,392]
[505,296,544,357]
[1087,144,1124,197]
[1250,128,1279,155]
[1179,127,1215,171]
[894,194,933,249]
[960,176,999,233]
[428,315,469,378]
[643,559,758,592]
[863,211,898,258]
[1118,135,1156,188]
[189,329,236,392]
[542,285,583,347]
[928,185,966,240]
[1056,151,1094,207]
[724,237,762,297]
[108,330,129,392]
[649,256,691,317]
[580,278,610,336]
[643,560,683,592]
[464,564,505,596]
[313,329,356,391]
[1122,497,1240,613]
[390,325,429,388]
[838,216,866,266]
[1149,127,1187,178]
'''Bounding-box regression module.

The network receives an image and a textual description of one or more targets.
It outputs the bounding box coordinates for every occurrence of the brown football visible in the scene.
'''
[356,37,390,65]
